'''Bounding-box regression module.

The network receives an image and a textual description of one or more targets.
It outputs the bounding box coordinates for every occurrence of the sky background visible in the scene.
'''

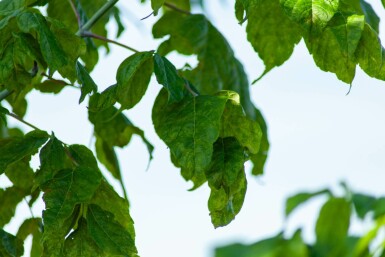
[3,1,385,256]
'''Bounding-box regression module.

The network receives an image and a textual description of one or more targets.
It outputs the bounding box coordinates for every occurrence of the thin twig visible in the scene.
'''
[164,2,191,15]
[0,89,13,102]
[24,198,35,218]
[67,0,82,29]
[81,31,139,53]
[76,0,120,36]
[141,11,154,20]
[7,113,40,131]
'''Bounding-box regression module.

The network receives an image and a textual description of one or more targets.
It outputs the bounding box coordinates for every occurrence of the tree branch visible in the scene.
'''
[164,2,191,15]
[0,89,13,102]
[81,31,139,53]
[76,0,120,36]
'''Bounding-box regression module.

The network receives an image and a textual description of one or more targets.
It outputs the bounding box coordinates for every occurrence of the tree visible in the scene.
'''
[0,0,384,256]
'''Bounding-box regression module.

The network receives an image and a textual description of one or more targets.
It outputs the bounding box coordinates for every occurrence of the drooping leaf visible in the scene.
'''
[95,138,121,179]
[153,53,186,103]
[206,137,247,227]
[236,0,302,75]
[249,107,269,175]
[0,130,49,174]
[286,189,331,217]
[152,89,228,188]
[115,51,154,110]
[87,204,137,257]
[0,229,24,257]
[76,61,97,103]
[88,85,117,112]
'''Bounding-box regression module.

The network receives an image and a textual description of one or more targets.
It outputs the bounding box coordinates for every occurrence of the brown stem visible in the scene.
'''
[164,2,191,15]
[67,0,82,29]
[7,113,40,131]
[81,31,140,53]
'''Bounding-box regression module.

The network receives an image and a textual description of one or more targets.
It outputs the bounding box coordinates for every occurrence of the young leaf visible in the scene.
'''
[0,130,49,174]
[76,61,98,103]
[34,80,67,94]
[116,51,154,110]
[152,89,228,188]
[153,53,186,103]
[206,137,247,227]
[0,229,24,257]
[87,204,137,257]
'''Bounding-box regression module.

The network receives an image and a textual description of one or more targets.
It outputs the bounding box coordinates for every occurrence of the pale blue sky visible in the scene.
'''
[3,1,385,256]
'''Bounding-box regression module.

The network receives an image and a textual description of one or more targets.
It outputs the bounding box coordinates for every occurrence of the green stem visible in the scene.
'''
[76,0,120,36]
[164,2,191,15]
[119,177,130,207]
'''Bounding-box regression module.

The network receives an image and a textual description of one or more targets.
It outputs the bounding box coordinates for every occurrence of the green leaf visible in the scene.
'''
[352,193,377,219]
[34,79,67,94]
[280,0,339,31]
[64,219,104,257]
[34,134,71,190]
[76,61,97,103]
[90,180,135,239]
[0,130,49,175]
[16,218,43,257]
[95,138,121,179]
[88,85,117,112]
[116,51,154,110]
[0,187,25,227]
[153,53,186,103]
[87,204,137,257]
[285,189,331,217]
[17,10,67,72]
[152,89,228,188]
[5,157,34,191]
[218,91,262,154]
[0,229,24,257]
[249,107,269,175]
[314,197,351,256]
[42,167,102,228]
[206,137,247,227]
[237,0,302,74]
[151,0,165,14]
[215,231,308,257]
[304,13,362,84]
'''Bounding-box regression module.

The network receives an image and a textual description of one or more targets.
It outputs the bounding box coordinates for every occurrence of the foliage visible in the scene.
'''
[215,184,385,257]
[0,0,384,256]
